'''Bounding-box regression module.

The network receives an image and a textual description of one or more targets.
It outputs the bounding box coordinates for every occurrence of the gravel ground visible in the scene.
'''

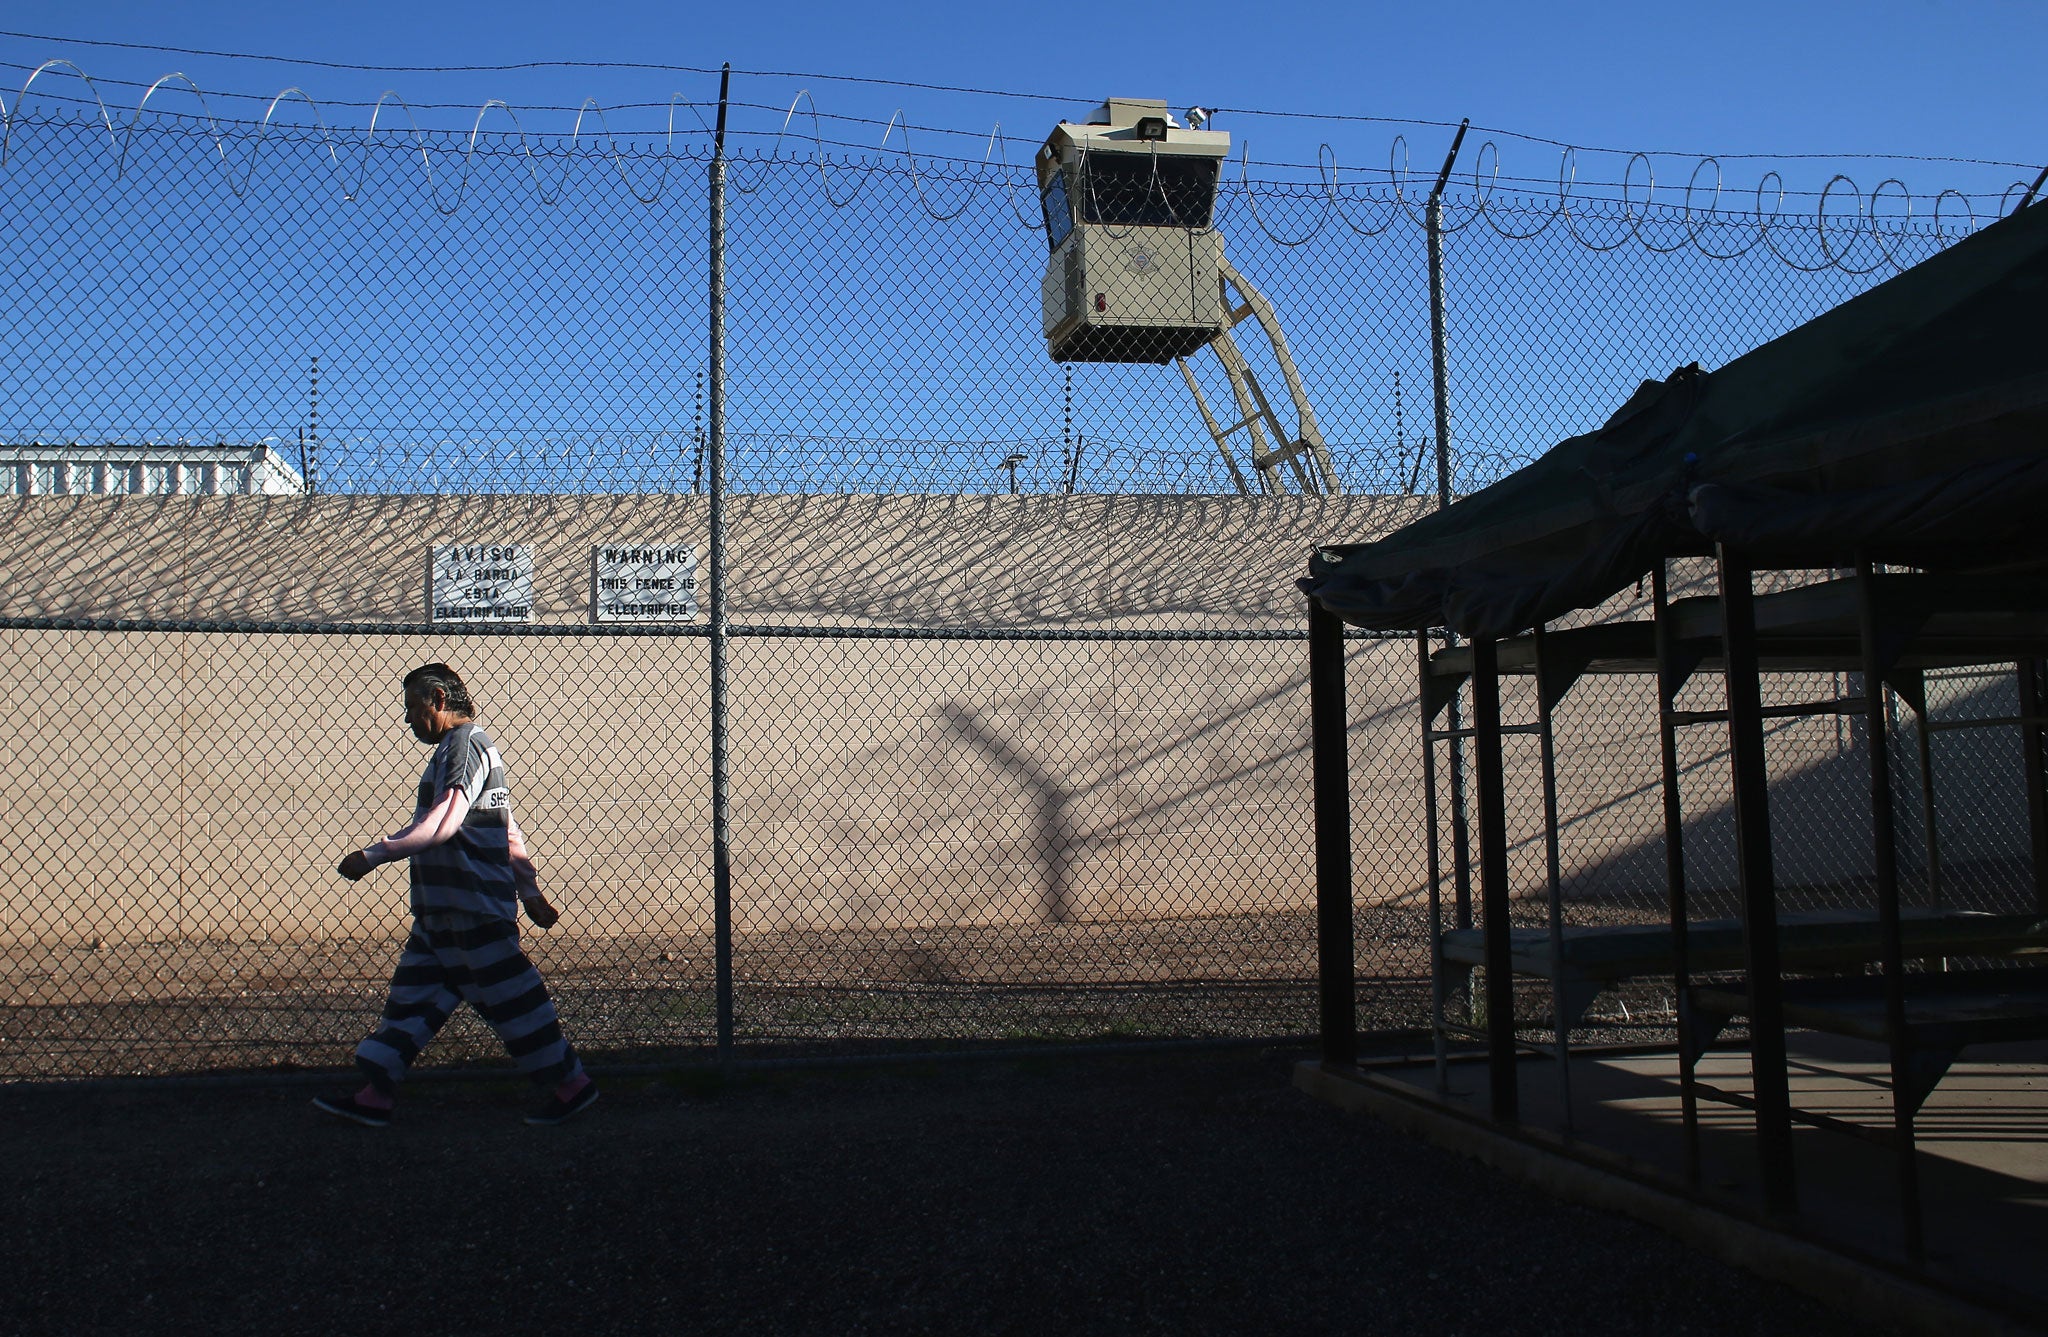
[1,1045,1885,1336]
[0,908,1438,1078]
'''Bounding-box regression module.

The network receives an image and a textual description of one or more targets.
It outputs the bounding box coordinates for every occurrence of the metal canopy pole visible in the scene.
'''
[2021,659,2048,915]
[1854,558,1923,1262]
[1469,634,1518,1122]
[1310,598,1357,1066]
[1532,624,1573,1131]
[1913,705,1942,911]
[1716,546,1795,1214]
[1654,563,1701,1185]
[1419,633,1450,1086]
[707,64,735,1059]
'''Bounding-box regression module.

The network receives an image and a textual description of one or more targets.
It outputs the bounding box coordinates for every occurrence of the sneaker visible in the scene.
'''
[312,1093,392,1128]
[525,1082,599,1126]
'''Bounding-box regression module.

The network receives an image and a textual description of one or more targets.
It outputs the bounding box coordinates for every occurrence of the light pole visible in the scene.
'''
[1001,452,1028,495]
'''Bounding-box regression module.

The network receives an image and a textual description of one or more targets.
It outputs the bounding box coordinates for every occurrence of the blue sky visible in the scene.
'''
[4,0,2042,197]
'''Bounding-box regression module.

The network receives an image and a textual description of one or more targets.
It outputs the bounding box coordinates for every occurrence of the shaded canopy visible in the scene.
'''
[1303,200,2048,641]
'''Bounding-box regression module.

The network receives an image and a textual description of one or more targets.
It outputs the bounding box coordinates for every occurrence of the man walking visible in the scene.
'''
[315,662,597,1127]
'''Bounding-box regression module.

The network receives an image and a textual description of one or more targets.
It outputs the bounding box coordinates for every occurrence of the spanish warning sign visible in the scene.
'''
[429,544,534,623]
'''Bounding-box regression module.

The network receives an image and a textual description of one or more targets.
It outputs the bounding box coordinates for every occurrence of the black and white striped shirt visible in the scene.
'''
[408,723,519,919]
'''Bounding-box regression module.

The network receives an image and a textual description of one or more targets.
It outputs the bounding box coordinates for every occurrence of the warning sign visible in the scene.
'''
[429,544,533,623]
[592,543,698,621]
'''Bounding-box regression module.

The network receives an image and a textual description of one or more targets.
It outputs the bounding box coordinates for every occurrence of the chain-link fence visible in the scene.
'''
[0,102,1988,497]
[0,617,1443,1077]
[2,82,2039,1080]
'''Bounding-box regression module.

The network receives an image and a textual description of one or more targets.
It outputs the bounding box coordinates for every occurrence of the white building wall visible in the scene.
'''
[0,444,306,496]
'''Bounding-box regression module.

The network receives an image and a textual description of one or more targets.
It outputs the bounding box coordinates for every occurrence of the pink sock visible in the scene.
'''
[355,1083,395,1111]
[554,1072,591,1101]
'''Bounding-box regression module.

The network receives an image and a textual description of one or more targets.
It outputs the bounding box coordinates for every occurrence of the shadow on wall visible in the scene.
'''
[0,493,1431,628]
[721,639,1434,935]
[938,701,1079,924]
[1557,670,2037,916]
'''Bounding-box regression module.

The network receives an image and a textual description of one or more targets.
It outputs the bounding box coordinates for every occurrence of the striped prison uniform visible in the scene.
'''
[353,721,585,1093]
[355,912,582,1093]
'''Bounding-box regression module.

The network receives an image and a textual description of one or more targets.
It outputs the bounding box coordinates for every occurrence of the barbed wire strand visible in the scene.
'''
[0,51,2026,260]
[3,26,2041,171]
[3,64,2034,213]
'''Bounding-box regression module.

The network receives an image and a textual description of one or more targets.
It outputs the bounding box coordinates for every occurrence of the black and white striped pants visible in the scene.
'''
[355,911,584,1093]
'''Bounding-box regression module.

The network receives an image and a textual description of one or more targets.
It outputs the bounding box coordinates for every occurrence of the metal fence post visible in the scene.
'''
[1426,120,1474,935]
[708,63,735,1059]
[1426,119,1467,515]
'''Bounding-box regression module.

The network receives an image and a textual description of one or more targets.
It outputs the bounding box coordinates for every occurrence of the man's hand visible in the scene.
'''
[523,895,560,929]
[337,849,374,882]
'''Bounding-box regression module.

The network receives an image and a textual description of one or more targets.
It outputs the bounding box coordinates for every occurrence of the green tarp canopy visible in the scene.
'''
[1302,199,2048,641]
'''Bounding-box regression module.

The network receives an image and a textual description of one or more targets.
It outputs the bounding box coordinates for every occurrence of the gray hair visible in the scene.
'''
[403,662,475,715]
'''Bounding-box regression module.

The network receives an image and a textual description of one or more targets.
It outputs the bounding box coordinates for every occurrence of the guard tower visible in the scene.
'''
[1036,98,1228,363]
[1036,98,1339,494]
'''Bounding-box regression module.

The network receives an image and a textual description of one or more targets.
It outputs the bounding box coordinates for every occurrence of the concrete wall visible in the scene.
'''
[2,494,2026,952]
[0,493,1436,948]
[0,491,1427,628]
